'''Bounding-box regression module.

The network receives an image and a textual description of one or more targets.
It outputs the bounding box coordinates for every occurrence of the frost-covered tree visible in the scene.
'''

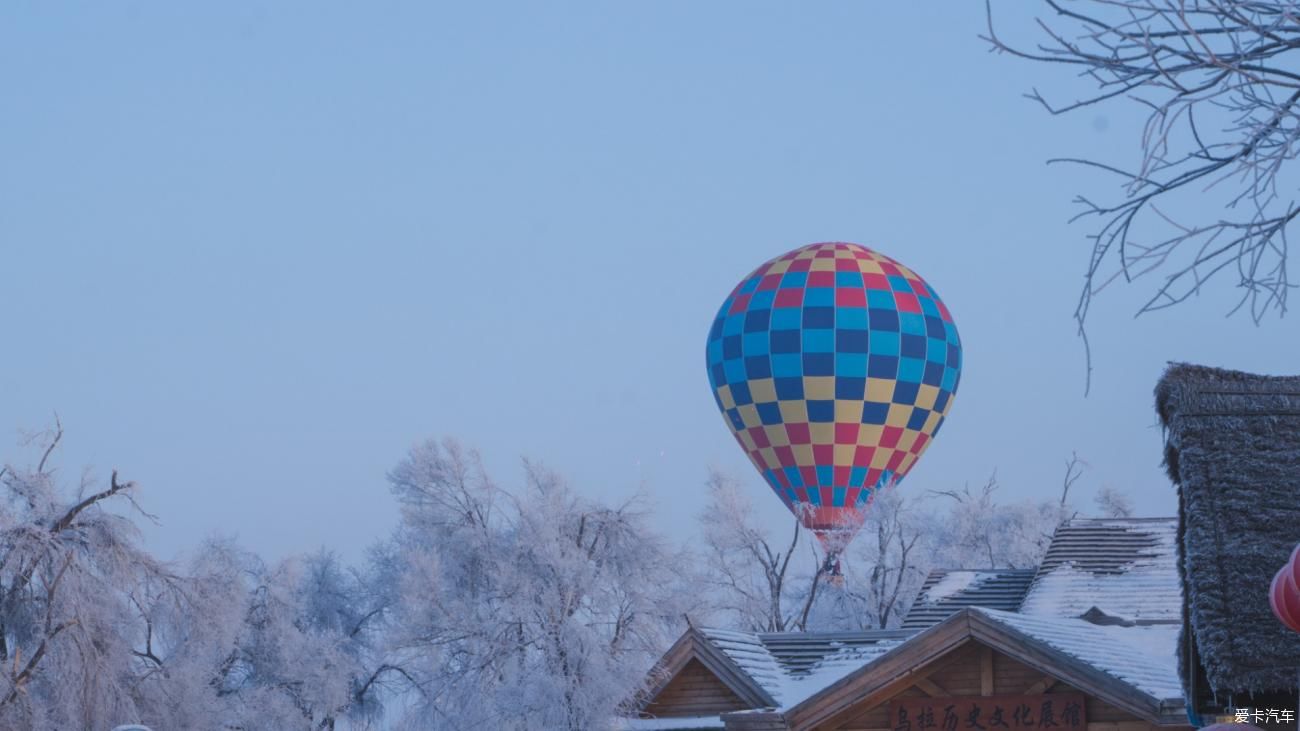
[697,469,827,632]
[1093,484,1134,519]
[377,438,691,731]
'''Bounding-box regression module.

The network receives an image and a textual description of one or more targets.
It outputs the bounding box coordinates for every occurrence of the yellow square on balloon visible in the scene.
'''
[886,404,912,428]
[858,423,884,446]
[758,447,779,469]
[718,385,736,410]
[767,260,791,274]
[835,400,863,423]
[810,257,836,272]
[738,404,760,427]
[809,423,835,444]
[779,401,808,424]
[765,425,790,448]
[871,448,894,469]
[856,259,884,276]
[896,430,918,452]
[866,378,895,403]
[924,411,942,433]
[737,430,756,450]
[804,377,835,401]
[792,444,814,465]
[915,384,939,411]
[748,378,776,404]
[834,444,856,463]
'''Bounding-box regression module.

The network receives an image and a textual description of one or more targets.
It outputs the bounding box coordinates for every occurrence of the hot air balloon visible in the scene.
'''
[705,242,962,574]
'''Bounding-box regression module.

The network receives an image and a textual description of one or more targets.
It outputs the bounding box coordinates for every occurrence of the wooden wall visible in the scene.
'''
[820,643,1192,731]
[642,658,750,718]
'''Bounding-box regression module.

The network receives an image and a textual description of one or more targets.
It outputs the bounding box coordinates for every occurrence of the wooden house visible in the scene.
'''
[624,518,1191,731]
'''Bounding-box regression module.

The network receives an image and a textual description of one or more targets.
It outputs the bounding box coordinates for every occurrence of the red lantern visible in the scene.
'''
[1268,544,1300,633]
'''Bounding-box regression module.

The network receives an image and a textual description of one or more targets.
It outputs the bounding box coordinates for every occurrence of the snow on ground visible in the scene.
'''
[617,715,724,729]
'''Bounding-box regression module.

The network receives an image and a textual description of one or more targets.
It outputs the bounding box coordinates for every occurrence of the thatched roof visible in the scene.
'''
[1155,363,1300,701]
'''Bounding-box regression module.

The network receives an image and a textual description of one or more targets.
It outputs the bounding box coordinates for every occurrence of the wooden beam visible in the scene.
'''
[914,676,950,697]
[1022,674,1059,694]
[980,646,994,696]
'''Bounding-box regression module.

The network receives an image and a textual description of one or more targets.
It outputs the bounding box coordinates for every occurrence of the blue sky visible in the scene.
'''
[2,2,1295,562]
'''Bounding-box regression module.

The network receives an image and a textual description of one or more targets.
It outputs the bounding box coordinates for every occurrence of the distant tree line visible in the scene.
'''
[0,425,1132,730]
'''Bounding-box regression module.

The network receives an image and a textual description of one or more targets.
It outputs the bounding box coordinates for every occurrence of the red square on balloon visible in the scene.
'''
[887,450,906,472]
[728,293,751,315]
[786,423,811,444]
[879,261,900,276]
[794,486,809,503]
[836,288,866,307]
[833,466,850,487]
[775,289,803,308]
[881,426,903,448]
[789,258,812,272]
[863,273,890,290]
[749,427,770,448]
[894,292,921,313]
[835,423,859,444]
[835,257,858,272]
[808,271,835,287]
[800,466,819,486]
[758,274,782,291]
[812,444,834,464]
[774,445,795,465]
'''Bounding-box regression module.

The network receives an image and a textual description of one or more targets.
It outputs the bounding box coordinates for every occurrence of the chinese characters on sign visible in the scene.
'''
[890,694,1087,731]
[1233,708,1295,724]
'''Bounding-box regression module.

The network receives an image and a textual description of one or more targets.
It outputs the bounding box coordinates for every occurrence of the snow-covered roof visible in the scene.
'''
[1019,518,1181,623]
[617,716,724,730]
[902,569,1036,629]
[974,607,1183,701]
[697,627,909,710]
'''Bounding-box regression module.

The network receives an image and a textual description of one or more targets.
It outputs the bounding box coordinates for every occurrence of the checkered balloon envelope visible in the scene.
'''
[705,242,962,559]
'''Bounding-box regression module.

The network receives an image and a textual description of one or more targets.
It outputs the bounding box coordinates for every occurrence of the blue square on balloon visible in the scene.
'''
[803,306,834,329]
[836,271,864,288]
[900,312,926,335]
[836,329,869,353]
[771,330,801,353]
[803,329,834,353]
[713,390,724,411]
[861,401,889,424]
[707,339,723,365]
[725,359,747,384]
[925,316,945,338]
[869,308,900,332]
[816,466,833,486]
[900,334,925,359]
[920,297,940,316]
[740,277,760,293]
[781,271,807,289]
[871,332,900,357]
[926,337,947,362]
[836,307,868,330]
[867,290,894,309]
[899,357,925,383]
[907,407,929,430]
[947,343,960,367]
[772,308,801,330]
[887,275,912,293]
[868,354,899,379]
[709,317,723,340]
[745,356,771,379]
[835,377,866,400]
[836,353,868,377]
[774,377,804,400]
[807,399,834,422]
[934,390,950,412]
[723,314,744,336]
[727,408,744,430]
[892,380,919,405]
[849,466,867,487]
[804,288,835,307]
[945,321,958,340]
[784,466,803,487]
[711,363,727,386]
[923,361,944,387]
[730,381,753,406]
[757,401,783,425]
[751,290,775,309]
[723,335,742,359]
[832,486,846,507]
[772,354,802,377]
[803,353,834,376]
[744,309,771,333]
[807,485,822,505]
[941,367,958,391]
[744,331,770,355]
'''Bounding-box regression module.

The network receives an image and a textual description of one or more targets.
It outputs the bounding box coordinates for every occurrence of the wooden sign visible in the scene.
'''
[889,693,1087,731]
